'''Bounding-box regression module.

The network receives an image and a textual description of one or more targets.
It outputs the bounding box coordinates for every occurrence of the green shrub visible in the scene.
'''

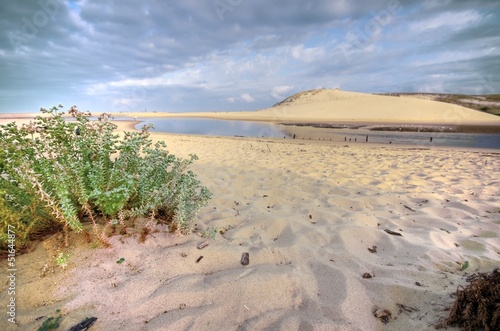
[0,145,56,250]
[0,105,212,250]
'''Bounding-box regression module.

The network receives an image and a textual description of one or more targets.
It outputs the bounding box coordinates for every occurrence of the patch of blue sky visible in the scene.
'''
[67,0,80,12]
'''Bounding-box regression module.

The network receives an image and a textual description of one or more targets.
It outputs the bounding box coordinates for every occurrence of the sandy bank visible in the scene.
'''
[1,128,499,330]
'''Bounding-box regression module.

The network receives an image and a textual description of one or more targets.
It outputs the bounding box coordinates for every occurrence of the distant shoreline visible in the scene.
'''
[3,88,500,135]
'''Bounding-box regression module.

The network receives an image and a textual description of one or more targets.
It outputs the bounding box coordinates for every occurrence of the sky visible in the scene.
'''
[0,0,499,114]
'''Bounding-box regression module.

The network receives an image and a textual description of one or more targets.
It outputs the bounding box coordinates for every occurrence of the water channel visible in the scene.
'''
[134,118,500,150]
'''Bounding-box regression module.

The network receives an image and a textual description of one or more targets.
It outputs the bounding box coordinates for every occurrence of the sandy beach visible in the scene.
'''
[1,91,500,330]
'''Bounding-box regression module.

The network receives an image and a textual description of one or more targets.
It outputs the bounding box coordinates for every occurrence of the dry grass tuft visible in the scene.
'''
[444,268,499,330]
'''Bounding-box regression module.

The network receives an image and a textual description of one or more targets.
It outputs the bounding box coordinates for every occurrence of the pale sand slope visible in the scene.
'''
[2,132,499,331]
[109,89,500,126]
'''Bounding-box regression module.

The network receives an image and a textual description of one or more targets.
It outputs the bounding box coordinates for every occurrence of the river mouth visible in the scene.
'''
[135,118,500,150]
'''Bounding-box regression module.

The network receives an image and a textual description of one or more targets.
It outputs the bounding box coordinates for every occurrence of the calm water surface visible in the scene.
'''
[136,118,500,150]
[136,118,285,138]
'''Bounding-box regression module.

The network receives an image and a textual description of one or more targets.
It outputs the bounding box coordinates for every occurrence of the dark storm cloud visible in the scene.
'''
[0,0,498,113]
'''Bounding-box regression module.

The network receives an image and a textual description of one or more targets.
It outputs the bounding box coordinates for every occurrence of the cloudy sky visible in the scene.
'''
[1,0,499,114]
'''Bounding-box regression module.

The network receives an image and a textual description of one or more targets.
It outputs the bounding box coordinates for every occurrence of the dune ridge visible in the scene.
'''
[220,89,500,124]
[3,89,500,127]
[105,89,500,126]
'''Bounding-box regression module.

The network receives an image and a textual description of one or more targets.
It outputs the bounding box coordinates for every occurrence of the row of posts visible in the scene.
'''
[285,135,434,143]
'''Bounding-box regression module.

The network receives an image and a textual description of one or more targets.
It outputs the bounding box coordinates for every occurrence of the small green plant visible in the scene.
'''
[56,252,70,268]
[38,315,61,331]
[201,227,219,240]
[0,105,212,251]
[459,260,469,271]
[116,257,125,264]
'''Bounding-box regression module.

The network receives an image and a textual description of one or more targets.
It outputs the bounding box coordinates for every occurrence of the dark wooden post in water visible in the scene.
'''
[366,135,368,142]
[430,137,433,142]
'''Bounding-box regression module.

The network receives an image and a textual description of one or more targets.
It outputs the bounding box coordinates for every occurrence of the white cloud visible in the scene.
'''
[1,0,498,113]
[410,10,483,32]
[85,68,208,95]
[272,85,294,99]
[112,98,134,107]
[241,93,254,102]
[291,44,327,62]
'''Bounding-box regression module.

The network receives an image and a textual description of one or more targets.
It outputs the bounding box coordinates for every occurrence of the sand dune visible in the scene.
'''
[252,89,500,124]
[3,89,500,127]
[110,89,500,126]
[2,131,499,331]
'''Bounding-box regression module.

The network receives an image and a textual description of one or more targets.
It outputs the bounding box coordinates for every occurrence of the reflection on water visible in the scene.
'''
[136,118,286,138]
[136,118,500,150]
[333,130,500,149]
[280,125,500,149]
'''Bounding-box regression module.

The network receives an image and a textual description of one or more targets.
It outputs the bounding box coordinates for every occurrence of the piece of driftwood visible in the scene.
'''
[384,229,403,236]
[397,303,419,314]
[68,317,97,331]
[197,241,209,249]
[404,205,416,212]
